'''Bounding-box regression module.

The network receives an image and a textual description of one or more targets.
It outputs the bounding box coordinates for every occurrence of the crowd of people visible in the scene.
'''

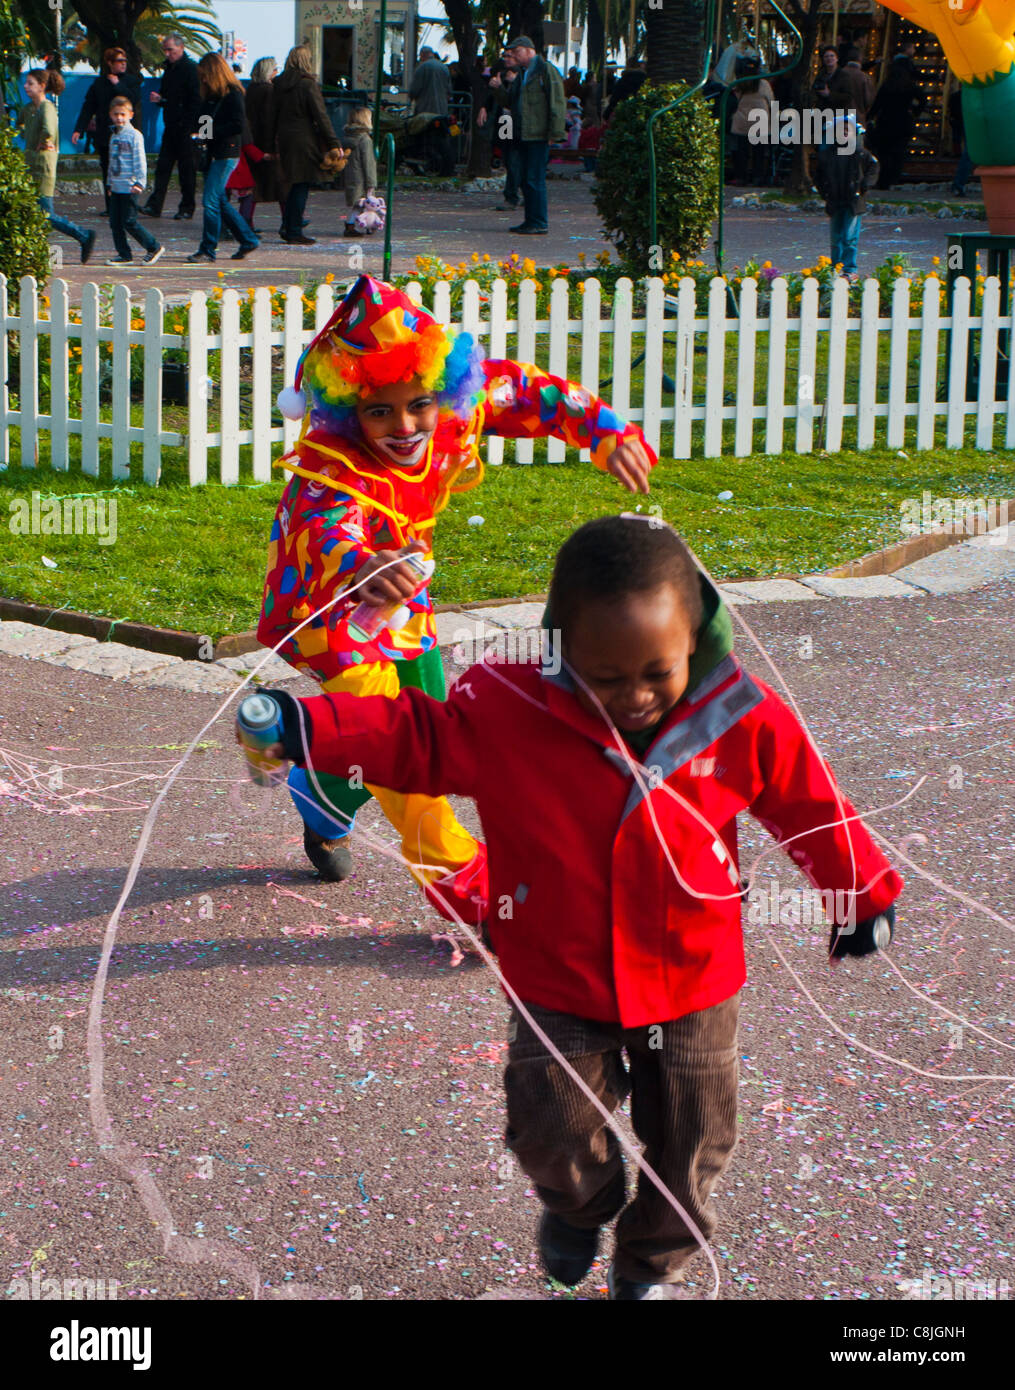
[20,31,969,270]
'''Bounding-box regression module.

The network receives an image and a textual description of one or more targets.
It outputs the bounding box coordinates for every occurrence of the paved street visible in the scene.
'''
[2,545,1013,1299]
[46,179,977,303]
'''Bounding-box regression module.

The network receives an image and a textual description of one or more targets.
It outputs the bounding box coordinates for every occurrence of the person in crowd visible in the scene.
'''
[270,45,342,245]
[815,112,878,282]
[603,59,647,121]
[488,35,565,235]
[826,45,876,127]
[948,81,974,197]
[104,95,163,266]
[565,65,582,99]
[342,105,377,226]
[186,52,259,263]
[478,51,522,211]
[21,69,97,264]
[868,47,925,189]
[580,70,601,123]
[730,71,771,185]
[812,44,839,109]
[563,95,583,149]
[241,56,286,233]
[139,33,200,219]
[409,46,452,116]
[71,47,142,215]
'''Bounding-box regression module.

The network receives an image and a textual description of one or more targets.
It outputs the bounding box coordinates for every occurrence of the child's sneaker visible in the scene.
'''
[538,1210,600,1286]
[606,1263,683,1300]
[303,825,352,882]
[143,246,164,265]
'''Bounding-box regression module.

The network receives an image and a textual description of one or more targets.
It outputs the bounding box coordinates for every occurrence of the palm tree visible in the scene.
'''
[18,0,221,74]
[643,0,708,85]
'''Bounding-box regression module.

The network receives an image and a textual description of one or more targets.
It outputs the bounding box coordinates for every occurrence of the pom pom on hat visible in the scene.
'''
[277,386,307,420]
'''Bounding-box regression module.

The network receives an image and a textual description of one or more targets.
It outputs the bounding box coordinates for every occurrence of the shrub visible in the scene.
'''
[0,108,51,293]
[594,82,719,276]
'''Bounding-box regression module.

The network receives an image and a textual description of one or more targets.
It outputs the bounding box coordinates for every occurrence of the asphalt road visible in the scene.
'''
[47,181,964,304]
[2,577,1013,1301]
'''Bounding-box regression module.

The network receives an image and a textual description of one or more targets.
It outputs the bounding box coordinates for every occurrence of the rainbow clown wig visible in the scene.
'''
[277,275,486,442]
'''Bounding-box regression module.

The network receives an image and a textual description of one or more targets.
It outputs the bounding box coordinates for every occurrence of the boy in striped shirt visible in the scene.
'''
[105,96,163,266]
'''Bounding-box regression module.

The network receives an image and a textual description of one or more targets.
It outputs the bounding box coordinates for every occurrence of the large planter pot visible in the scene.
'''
[977,166,1015,235]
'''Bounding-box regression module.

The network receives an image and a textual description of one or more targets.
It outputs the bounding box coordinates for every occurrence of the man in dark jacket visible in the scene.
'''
[140,34,201,219]
[490,35,566,235]
[826,47,876,126]
[814,116,878,281]
[409,47,451,116]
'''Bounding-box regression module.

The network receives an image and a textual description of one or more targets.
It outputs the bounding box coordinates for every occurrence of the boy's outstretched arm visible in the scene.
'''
[249,677,482,803]
[480,359,656,493]
[746,681,903,939]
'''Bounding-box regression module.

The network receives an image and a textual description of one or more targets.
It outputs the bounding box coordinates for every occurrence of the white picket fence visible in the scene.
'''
[1,271,1013,485]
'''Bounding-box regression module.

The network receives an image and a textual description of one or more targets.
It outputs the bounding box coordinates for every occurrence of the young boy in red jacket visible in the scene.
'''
[245,515,903,1299]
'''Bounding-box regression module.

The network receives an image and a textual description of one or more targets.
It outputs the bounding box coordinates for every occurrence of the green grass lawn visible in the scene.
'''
[1,445,1011,640]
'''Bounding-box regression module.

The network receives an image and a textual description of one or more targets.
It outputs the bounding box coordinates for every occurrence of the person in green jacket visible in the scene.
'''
[489,35,566,235]
[19,70,97,265]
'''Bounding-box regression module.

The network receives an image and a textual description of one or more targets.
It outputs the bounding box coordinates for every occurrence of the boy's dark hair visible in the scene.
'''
[549,516,704,638]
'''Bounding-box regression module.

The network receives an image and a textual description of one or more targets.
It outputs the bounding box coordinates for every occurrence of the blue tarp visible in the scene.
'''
[14,72,196,154]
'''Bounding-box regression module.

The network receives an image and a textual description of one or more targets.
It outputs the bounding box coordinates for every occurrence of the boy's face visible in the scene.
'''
[563,584,698,734]
[110,105,132,127]
[355,376,440,467]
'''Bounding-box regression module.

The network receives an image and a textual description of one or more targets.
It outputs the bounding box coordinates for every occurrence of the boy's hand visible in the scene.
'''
[605,439,652,493]
[234,687,309,764]
[354,540,430,605]
[829,903,895,960]
[131,183,144,194]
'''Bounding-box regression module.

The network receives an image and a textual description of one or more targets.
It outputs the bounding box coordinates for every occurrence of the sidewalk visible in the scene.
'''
[2,526,1011,693]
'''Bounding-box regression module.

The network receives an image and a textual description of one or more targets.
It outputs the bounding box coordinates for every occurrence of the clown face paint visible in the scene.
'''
[355,378,440,467]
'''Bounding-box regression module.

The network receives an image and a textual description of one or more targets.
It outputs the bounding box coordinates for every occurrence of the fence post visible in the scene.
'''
[673,276,695,460]
[50,278,70,470]
[976,276,1000,450]
[80,282,100,476]
[19,276,39,468]
[111,282,131,479]
[282,285,305,454]
[547,277,569,463]
[704,276,726,458]
[188,290,209,485]
[915,275,941,452]
[734,276,758,458]
[579,276,602,464]
[856,277,879,450]
[142,287,164,484]
[251,287,272,483]
[220,289,241,485]
[642,277,665,459]
[486,278,508,465]
[886,276,911,450]
[795,275,819,455]
[514,280,537,464]
[945,276,971,448]
[765,277,788,456]
[824,277,848,453]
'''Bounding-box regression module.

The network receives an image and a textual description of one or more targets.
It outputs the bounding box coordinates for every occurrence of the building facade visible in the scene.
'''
[295,0,418,95]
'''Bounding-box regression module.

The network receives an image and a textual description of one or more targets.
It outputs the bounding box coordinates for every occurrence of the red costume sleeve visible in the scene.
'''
[480,359,657,470]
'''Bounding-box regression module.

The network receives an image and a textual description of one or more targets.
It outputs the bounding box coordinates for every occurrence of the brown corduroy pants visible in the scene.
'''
[504,991,741,1284]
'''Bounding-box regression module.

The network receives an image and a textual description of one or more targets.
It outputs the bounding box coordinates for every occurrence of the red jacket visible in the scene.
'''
[298,653,904,1027]
[226,142,264,191]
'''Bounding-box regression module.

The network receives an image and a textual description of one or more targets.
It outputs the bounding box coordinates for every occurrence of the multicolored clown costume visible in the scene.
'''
[258,274,656,919]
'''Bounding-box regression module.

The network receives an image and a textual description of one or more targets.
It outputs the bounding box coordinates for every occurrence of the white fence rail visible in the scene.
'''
[1,272,1013,485]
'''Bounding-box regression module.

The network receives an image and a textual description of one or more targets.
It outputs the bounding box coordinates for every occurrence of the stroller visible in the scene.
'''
[378,104,457,175]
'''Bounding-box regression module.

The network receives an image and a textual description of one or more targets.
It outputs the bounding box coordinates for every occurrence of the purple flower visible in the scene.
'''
[760,266,780,282]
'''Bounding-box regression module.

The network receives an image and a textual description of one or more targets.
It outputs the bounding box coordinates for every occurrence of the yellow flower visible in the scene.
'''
[762,261,772,270]
[577,251,586,264]
[471,251,479,262]
[932,255,941,267]
[482,253,491,262]
[325,272,334,283]
[217,270,225,278]
[510,253,520,263]
[522,257,536,276]
[130,318,143,329]
[578,281,586,292]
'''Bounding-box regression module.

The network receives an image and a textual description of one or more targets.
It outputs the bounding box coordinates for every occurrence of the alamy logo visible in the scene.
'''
[747,102,857,155]
[900,492,1010,546]
[49,1319,151,1371]
[8,491,117,545]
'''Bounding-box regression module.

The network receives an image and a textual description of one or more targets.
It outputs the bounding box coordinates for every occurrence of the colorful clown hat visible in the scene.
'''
[277,275,454,419]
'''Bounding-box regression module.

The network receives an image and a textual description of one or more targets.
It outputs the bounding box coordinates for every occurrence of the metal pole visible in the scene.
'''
[565,0,574,76]
[383,131,394,280]
[373,0,389,156]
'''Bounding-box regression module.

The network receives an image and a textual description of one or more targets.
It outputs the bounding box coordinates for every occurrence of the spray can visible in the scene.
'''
[347,552,435,644]
[236,692,288,787]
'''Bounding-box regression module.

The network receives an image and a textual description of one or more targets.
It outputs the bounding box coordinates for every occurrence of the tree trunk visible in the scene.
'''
[643,0,707,85]
[782,3,822,193]
[442,0,491,177]
[72,0,149,72]
[508,0,546,52]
